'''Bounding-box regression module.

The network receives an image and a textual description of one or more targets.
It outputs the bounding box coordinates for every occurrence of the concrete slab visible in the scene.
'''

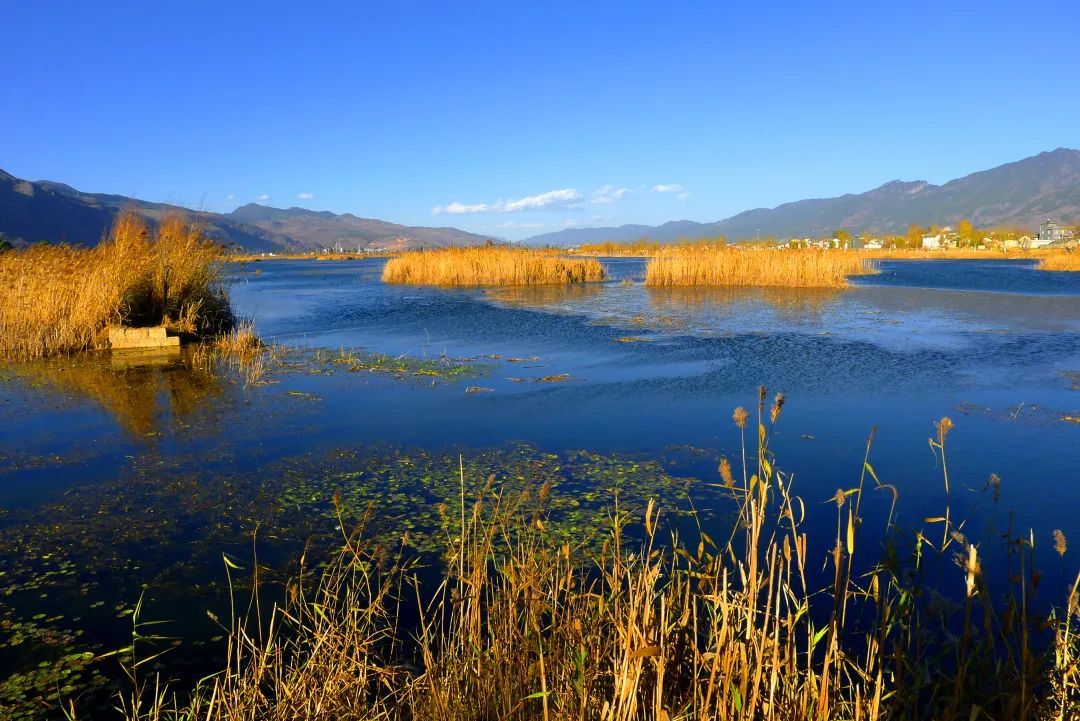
[106,325,181,350]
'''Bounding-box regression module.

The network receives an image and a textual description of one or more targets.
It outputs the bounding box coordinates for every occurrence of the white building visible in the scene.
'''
[921,234,943,249]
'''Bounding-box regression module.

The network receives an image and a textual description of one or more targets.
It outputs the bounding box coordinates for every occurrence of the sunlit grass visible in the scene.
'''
[0,212,233,362]
[382,246,606,286]
[645,247,876,288]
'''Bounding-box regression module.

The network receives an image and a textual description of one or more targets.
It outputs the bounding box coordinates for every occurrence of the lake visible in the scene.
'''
[1,257,1078,717]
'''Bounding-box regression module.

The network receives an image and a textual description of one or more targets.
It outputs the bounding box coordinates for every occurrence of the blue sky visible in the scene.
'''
[3,1,1078,239]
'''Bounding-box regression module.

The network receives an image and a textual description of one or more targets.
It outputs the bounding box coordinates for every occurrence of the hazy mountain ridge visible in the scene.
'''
[0,172,496,251]
[525,148,1080,246]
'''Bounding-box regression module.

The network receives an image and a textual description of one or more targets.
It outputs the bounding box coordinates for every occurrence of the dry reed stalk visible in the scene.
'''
[0,211,233,362]
[1038,252,1080,271]
[644,247,875,288]
[381,246,606,286]
[211,320,267,386]
[87,394,1080,720]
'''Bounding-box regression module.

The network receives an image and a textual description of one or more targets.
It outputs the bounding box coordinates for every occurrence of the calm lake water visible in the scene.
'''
[1,257,1078,716]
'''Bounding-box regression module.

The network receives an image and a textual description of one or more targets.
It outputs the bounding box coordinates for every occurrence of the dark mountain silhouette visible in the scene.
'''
[0,171,495,251]
[525,148,1080,246]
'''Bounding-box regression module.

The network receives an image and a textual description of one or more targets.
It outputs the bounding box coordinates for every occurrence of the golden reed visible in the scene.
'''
[1039,252,1080,271]
[0,212,232,362]
[645,247,876,288]
[382,246,606,286]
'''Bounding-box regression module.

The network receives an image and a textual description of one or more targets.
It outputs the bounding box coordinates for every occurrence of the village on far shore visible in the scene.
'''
[778,218,1077,251]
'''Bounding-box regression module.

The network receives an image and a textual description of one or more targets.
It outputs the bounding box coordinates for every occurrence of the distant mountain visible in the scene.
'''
[525,148,1080,246]
[0,171,496,251]
[220,203,494,252]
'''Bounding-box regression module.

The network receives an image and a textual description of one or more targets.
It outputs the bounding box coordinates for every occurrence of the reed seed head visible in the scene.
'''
[733,406,749,429]
[936,416,954,443]
[719,457,735,487]
[770,392,786,424]
[1053,529,1067,557]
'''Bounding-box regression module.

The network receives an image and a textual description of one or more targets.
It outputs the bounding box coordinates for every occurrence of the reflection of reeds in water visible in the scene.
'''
[649,285,844,324]
[382,246,606,286]
[484,282,605,309]
[13,351,222,437]
[645,247,875,288]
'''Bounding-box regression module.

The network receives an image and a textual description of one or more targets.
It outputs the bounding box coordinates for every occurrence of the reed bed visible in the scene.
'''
[1039,252,1080,271]
[644,247,875,288]
[95,393,1078,720]
[0,212,233,362]
[382,246,606,286]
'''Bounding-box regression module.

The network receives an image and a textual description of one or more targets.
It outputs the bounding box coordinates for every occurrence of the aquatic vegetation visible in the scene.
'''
[644,247,876,288]
[281,347,489,384]
[382,246,606,286]
[1039,252,1080,272]
[0,212,234,362]
[79,394,1079,719]
[212,320,267,386]
[0,440,699,718]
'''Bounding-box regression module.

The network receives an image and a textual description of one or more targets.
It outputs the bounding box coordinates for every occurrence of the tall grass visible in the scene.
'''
[89,393,1078,720]
[0,212,233,362]
[645,247,876,288]
[382,246,606,286]
[1039,252,1080,272]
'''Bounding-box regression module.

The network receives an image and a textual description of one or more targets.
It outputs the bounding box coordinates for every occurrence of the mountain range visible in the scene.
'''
[524,148,1080,246]
[0,170,495,251]
[2,148,1078,251]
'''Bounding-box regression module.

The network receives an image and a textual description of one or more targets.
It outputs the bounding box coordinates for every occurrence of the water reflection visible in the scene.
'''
[647,286,846,327]
[10,348,223,437]
[483,282,604,311]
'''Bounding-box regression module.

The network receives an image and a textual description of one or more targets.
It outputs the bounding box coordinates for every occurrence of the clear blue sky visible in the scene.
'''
[3,1,1078,239]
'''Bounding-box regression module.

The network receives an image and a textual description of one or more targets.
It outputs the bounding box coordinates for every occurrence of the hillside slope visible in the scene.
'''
[0,172,495,251]
[525,148,1080,246]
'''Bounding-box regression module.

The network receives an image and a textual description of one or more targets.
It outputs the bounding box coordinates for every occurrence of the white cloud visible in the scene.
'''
[433,188,582,215]
[497,220,546,229]
[433,201,491,214]
[256,193,271,202]
[590,184,631,205]
[503,188,581,212]
[297,192,315,200]
[225,193,235,201]
[677,192,691,200]
[651,183,684,193]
